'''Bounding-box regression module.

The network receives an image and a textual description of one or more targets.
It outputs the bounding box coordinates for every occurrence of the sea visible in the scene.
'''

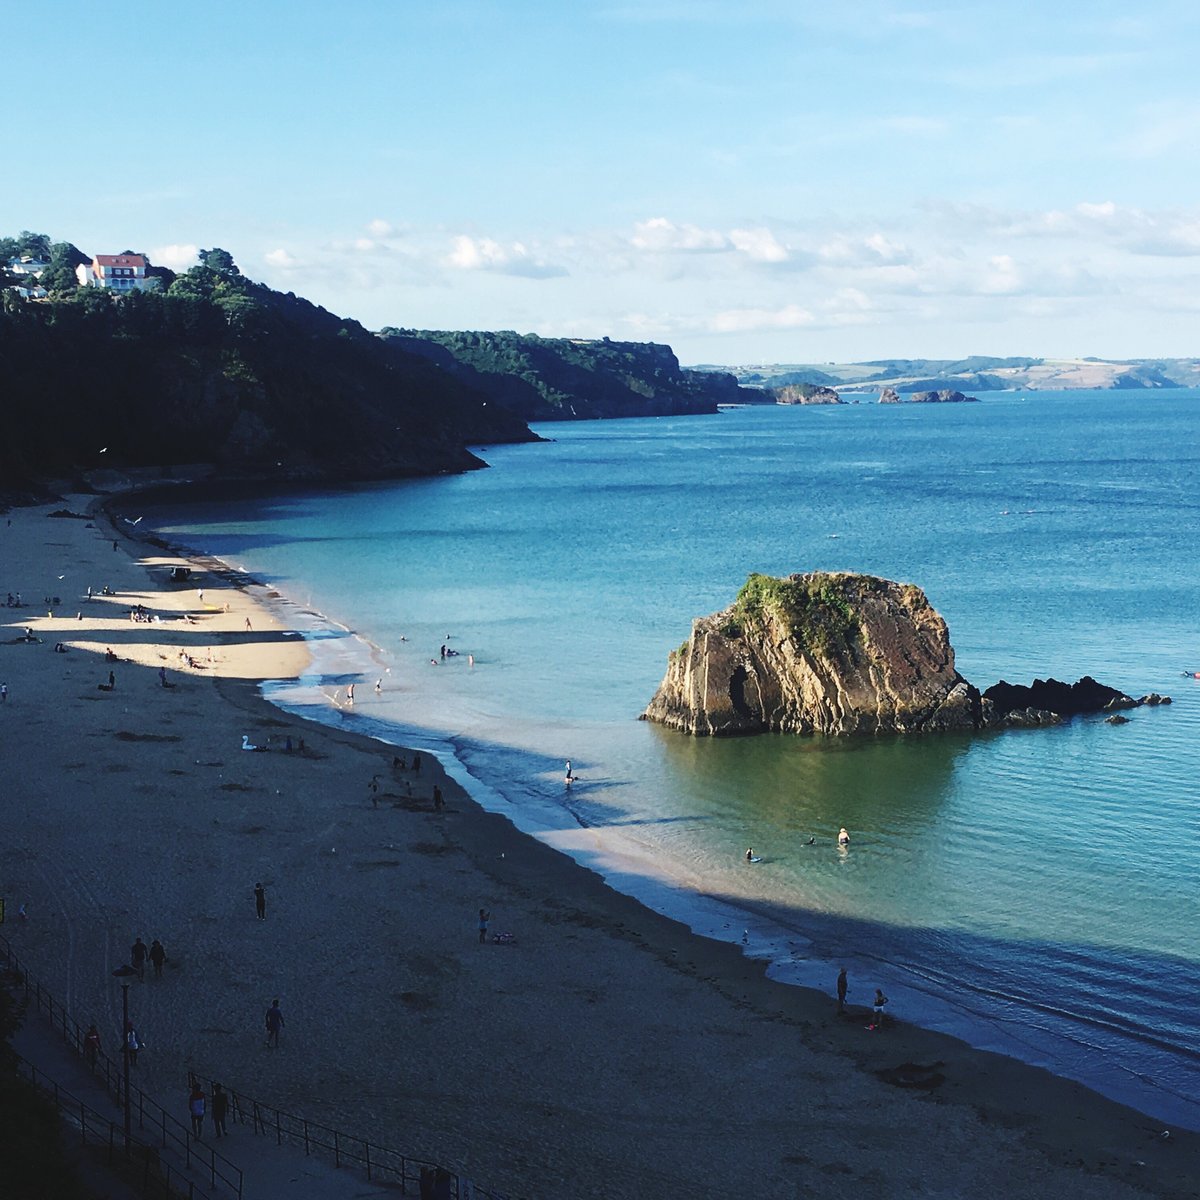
[141,388,1200,1131]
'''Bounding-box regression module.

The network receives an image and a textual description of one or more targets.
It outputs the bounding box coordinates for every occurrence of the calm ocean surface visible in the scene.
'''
[145,390,1200,1128]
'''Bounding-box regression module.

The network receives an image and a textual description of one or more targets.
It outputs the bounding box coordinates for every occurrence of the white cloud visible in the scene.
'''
[151,243,199,270]
[445,235,566,278]
[709,304,814,333]
[979,254,1022,295]
[818,233,911,266]
[729,227,789,262]
[264,248,299,268]
[366,218,394,238]
[631,217,727,252]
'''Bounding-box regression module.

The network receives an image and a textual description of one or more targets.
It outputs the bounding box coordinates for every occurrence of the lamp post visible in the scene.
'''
[112,964,137,1152]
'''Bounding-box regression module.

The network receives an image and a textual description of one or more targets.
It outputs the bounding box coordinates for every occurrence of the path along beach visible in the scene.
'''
[0,494,1196,1200]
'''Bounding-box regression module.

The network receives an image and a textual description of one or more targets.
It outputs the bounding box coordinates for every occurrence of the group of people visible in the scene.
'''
[130,935,168,980]
[836,968,890,1028]
[187,1077,230,1138]
[743,826,851,863]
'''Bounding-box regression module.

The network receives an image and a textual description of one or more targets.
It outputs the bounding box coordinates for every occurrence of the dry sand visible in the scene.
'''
[1,497,1196,1200]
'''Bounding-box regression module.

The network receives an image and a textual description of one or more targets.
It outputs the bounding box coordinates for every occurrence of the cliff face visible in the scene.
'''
[641,572,981,736]
[0,267,538,488]
[382,330,757,421]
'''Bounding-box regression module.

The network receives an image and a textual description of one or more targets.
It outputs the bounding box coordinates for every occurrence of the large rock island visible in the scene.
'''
[642,571,1153,736]
[641,572,982,735]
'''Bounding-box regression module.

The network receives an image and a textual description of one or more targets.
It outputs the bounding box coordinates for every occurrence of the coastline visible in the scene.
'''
[1,493,1197,1199]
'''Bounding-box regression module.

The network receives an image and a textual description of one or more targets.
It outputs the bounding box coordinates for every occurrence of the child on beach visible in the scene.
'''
[872,989,889,1028]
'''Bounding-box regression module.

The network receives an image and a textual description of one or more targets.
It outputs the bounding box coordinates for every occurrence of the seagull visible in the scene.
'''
[57,575,65,580]
[99,447,108,453]
[125,516,142,525]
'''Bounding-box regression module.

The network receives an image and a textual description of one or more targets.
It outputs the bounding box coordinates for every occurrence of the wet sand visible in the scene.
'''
[1,496,1196,1199]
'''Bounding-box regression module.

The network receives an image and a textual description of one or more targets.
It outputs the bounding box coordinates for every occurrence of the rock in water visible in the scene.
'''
[982,676,1136,719]
[641,572,982,736]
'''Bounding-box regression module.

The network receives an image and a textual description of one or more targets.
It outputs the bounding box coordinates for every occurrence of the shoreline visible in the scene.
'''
[110,485,1200,1134]
[2,493,1197,1199]
[184,536,1199,1135]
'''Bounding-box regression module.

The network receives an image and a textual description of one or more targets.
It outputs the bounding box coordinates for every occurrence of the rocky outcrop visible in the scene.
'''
[775,384,842,406]
[642,572,1168,738]
[908,389,980,404]
[641,572,982,736]
[879,387,901,404]
[982,676,1136,720]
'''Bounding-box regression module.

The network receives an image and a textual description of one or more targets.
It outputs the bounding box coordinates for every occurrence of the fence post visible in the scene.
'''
[334,1129,340,1168]
[365,1139,371,1181]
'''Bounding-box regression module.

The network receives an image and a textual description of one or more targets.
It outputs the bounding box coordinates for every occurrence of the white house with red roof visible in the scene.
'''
[75,253,151,292]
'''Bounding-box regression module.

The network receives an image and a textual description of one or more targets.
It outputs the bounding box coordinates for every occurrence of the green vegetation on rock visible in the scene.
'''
[728,573,858,655]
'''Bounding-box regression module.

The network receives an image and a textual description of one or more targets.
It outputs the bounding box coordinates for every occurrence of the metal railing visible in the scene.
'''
[193,1077,501,1197]
[13,1050,212,1200]
[1,933,509,1199]
[0,936,242,1199]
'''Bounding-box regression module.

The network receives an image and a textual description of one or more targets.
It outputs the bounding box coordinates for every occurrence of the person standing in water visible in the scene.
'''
[838,827,850,846]
[836,968,848,1014]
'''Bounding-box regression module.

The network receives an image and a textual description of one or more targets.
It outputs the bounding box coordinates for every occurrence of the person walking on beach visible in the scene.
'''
[245,617,252,632]
[1,683,7,702]
[188,1081,206,1137]
[254,882,266,920]
[211,1083,228,1137]
[836,968,848,1014]
[872,988,889,1029]
[369,775,380,808]
[265,999,284,1048]
[149,939,167,979]
[478,908,490,944]
[433,784,444,811]
[124,1021,142,1067]
[412,753,422,774]
[130,937,148,980]
[83,1024,101,1067]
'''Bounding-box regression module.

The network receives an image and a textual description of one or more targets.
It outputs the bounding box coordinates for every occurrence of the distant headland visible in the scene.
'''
[696,355,1200,394]
[4,231,1196,499]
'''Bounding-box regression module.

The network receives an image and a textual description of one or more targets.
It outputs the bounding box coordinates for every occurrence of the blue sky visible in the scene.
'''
[6,1,1200,363]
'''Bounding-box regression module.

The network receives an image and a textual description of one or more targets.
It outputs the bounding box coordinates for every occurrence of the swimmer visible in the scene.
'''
[838,827,850,846]
[807,836,816,845]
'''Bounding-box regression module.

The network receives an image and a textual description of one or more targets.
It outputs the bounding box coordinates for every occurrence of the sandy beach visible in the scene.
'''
[1,495,1197,1200]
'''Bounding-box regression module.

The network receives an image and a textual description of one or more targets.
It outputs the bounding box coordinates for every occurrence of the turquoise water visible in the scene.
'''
[144,390,1200,1128]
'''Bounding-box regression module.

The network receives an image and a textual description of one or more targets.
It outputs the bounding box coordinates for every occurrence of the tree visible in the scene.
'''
[15,230,51,260]
[198,247,240,276]
[41,243,85,295]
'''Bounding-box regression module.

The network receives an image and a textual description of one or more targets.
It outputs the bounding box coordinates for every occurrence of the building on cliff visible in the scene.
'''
[76,253,155,292]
